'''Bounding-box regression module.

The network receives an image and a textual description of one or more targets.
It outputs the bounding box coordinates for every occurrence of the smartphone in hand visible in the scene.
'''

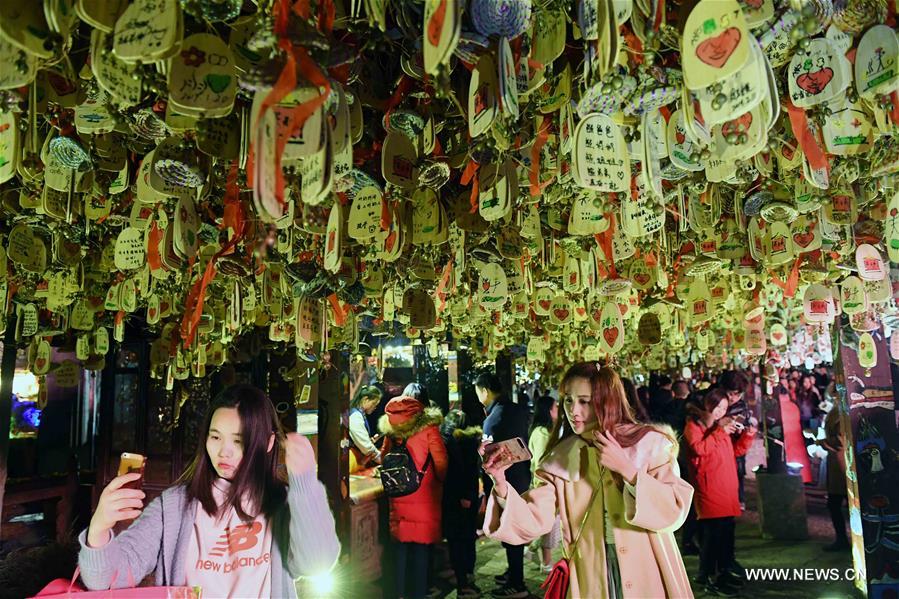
[483,438,532,470]
[118,452,146,490]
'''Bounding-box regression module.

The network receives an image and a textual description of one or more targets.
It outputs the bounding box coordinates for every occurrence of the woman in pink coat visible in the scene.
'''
[483,364,694,598]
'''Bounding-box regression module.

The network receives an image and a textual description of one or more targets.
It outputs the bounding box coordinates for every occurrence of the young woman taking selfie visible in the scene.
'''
[482,364,694,598]
[78,384,341,598]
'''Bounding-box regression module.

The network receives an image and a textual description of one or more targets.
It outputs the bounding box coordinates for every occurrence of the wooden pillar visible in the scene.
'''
[317,349,351,544]
[834,317,899,596]
[0,312,18,527]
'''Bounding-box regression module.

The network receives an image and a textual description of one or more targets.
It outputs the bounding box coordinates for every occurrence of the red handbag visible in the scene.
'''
[540,483,601,599]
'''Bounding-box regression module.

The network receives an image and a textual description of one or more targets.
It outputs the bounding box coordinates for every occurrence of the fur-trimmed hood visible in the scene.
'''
[378,396,444,440]
[452,425,483,440]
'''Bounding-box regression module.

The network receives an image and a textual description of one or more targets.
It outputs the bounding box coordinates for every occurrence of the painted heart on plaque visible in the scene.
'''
[696,27,742,68]
[539,299,552,311]
[575,306,587,317]
[793,229,815,249]
[796,67,834,95]
[722,111,753,138]
[602,327,619,347]
[553,308,570,321]
[633,273,650,286]
[205,73,232,94]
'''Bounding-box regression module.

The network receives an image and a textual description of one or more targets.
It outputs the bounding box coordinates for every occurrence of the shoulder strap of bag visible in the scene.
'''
[562,467,604,561]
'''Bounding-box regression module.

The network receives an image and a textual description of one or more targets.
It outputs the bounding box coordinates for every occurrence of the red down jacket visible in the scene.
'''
[684,418,755,519]
[378,396,448,544]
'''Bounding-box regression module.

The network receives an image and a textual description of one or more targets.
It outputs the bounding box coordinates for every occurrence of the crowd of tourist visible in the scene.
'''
[343,362,844,599]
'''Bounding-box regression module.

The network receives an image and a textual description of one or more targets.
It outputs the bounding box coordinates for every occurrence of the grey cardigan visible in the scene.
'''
[78,471,341,598]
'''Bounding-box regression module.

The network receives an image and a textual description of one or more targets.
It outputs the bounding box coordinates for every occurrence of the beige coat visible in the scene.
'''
[484,427,695,599]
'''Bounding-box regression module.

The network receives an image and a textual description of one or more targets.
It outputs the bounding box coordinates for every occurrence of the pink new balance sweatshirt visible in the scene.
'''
[78,472,340,598]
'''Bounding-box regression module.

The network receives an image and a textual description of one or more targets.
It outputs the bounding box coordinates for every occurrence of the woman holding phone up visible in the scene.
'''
[78,384,340,598]
[482,364,694,598]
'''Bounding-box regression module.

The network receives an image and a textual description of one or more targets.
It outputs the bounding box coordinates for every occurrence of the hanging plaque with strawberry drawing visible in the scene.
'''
[596,300,624,354]
[787,38,848,108]
[549,294,572,326]
[791,215,822,254]
[681,0,751,91]
[858,332,877,372]
[628,258,656,291]
[477,262,508,310]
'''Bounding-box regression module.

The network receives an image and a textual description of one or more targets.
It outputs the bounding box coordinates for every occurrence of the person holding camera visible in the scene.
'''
[685,388,757,597]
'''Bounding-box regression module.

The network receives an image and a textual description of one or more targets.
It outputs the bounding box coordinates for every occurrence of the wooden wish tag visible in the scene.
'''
[681,0,751,91]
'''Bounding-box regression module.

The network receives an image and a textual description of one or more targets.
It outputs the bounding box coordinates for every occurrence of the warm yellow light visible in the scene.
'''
[12,370,39,399]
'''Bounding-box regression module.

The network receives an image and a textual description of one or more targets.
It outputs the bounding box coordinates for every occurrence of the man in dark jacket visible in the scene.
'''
[476,372,531,599]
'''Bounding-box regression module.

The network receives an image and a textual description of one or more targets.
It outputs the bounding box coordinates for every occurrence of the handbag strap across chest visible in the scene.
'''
[562,465,605,562]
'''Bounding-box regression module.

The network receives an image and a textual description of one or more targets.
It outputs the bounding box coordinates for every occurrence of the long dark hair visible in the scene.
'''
[621,377,650,422]
[529,395,556,436]
[687,387,728,423]
[178,384,286,521]
[545,363,676,488]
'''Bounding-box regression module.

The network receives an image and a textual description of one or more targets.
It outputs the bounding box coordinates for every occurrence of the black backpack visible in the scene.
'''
[380,438,432,497]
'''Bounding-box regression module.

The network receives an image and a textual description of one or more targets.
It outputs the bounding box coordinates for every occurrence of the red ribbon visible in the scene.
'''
[593,212,618,279]
[434,261,453,312]
[247,1,331,210]
[180,164,246,348]
[146,222,164,271]
[327,293,347,326]
[785,100,830,178]
[530,115,554,196]
[769,254,807,298]
[460,159,480,214]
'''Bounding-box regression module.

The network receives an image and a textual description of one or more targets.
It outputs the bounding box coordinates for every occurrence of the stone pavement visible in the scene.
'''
[431,476,862,599]
[307,477,863,598]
